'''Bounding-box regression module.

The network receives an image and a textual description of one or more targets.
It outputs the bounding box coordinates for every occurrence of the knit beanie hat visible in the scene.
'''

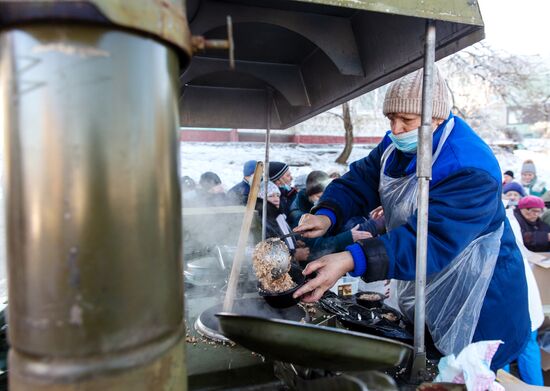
[243,160,257,177]
[521,160,536,175]
[258,181,281,199]
[180,175,196,191]
[199,171,221,190]
[383,67,451,120]
[502,182,525,197]
[518,195,544,210]
[503,170,514,178]
[269,161,289,181]
[306,170,331,196]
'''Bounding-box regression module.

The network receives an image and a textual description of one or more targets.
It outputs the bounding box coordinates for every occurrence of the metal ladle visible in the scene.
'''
[260,238,292,279]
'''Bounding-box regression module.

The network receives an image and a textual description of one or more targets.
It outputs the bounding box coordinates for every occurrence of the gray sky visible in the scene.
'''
[479,0,550,56]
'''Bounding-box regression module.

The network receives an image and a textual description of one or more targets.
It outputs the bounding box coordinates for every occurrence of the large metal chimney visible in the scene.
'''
[0,1,192,389]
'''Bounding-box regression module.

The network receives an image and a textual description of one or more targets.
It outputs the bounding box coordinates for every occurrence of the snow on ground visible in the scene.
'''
[180,142,376,188]
[494,138,550,184]
[180,139,550,190]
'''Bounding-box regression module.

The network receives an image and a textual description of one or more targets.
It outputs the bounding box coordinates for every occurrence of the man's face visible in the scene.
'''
[387,113,443,135]
[503,174,513,184]
[520,207,543,223]
[504,191,521,202]
[275,170,293,187]
[522,172,535,184]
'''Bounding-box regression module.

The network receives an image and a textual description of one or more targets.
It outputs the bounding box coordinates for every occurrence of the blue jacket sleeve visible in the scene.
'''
[312,141,385,231]
[378,168,502,280]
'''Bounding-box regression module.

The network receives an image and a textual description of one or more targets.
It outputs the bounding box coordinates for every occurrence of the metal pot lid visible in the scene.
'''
[216,313,412,372]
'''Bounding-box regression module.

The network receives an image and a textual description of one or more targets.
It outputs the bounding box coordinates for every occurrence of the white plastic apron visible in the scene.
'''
[378,118,503,355]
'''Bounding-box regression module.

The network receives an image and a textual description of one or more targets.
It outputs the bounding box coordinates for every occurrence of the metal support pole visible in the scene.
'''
[1,25,186,390]
[411,19,436,383]
[262,88,273,241]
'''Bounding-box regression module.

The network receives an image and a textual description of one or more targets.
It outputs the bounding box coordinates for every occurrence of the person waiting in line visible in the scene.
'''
[288,170,372,261]
[269,161,298,216]
[181,175,197,205]
[255,181,309,262]
[293,66,530,371]
[228,160,257,205]
[196,171,228,206]
[288,170,331,228]
[502,170,514,185]
[502,181,525,208]
[541,192,550,226]
[520,160,547,197]
[513,195,550,252]
[505,205,545,386]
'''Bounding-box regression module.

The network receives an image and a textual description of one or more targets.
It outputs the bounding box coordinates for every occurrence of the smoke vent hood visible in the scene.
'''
[181,0,484,129]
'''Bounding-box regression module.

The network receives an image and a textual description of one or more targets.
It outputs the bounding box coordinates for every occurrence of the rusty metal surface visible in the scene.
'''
[0,0,192,59]
[1,24,185,388]
[291,0,483,26]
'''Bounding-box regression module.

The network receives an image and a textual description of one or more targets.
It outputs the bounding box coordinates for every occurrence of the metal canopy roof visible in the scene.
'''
[180,0,484,129]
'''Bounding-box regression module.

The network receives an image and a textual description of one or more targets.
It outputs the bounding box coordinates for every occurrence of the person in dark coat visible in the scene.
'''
[269,161,297,216]
[196,171,229,206]
[288,171,373,261]
[293,67,530,370]
[228,160,256,205]
[288,171,331,228]
[255,181,309,262]
[513,195,550,252]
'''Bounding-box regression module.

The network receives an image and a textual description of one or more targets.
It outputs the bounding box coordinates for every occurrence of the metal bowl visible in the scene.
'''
[354,291,385,309]
[258,265,305,308]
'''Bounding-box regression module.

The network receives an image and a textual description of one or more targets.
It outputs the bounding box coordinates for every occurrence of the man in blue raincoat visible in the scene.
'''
[293,68,530,370]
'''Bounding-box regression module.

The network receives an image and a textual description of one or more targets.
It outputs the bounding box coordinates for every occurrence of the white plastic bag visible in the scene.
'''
[434,340,504,391]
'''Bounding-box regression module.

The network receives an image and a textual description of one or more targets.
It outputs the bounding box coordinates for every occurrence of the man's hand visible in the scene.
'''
[350,224,373,242]
[370,206,384,220]
[294,247,310,262]
[292,251,355,303]
[294,213,331,238]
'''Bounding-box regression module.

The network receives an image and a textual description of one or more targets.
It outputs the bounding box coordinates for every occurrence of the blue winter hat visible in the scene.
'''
[502,182,525,197]
[243,160,257,177]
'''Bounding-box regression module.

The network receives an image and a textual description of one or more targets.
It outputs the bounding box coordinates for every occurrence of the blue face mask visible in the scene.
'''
[388,128,418,153]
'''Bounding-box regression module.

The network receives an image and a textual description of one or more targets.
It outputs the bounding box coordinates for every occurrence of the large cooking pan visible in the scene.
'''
[216,313,412,372]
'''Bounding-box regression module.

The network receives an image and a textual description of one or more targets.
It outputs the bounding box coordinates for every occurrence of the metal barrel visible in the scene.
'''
[0,24,186,390]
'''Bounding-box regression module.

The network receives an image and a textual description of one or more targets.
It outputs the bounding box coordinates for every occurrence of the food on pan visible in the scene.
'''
[359,293,382,301]
[252,240,296,293]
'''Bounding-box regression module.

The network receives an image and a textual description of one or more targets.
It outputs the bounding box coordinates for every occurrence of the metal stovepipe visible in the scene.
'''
[262,88,273,241]
[1,24,186,390]
[411,19,436,381]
